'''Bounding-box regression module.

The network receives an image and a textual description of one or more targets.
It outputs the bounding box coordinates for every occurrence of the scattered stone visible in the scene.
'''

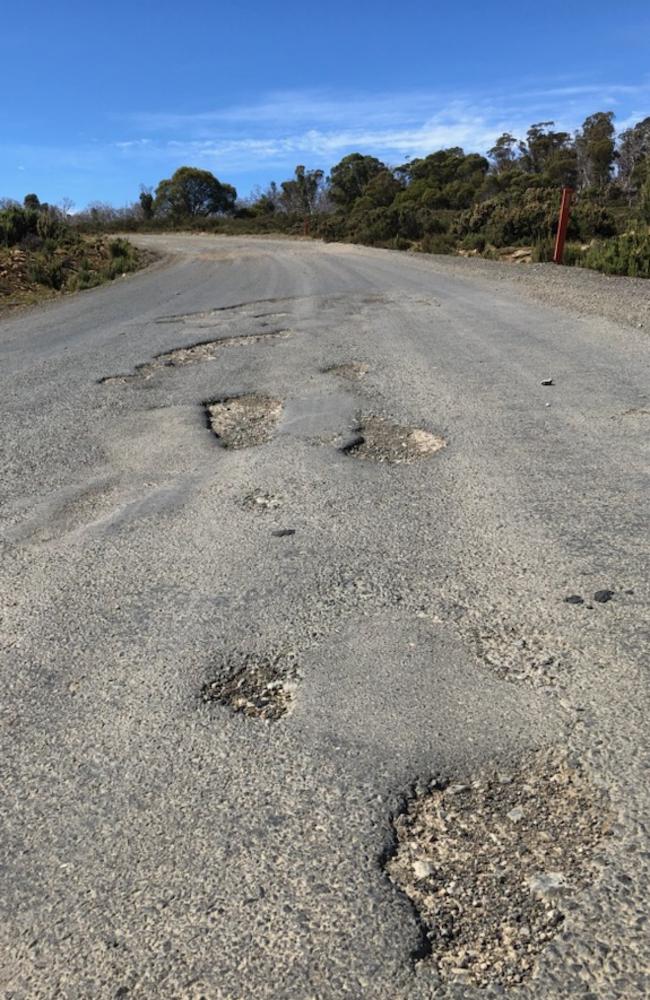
[271,529,296,537]
[527,872,565,896]
[341,416,446,464]
[564,594,584,605]
[594,589,615,604]
[412,860,433,880]
[385,748,610,989]
[202,651,298,720]
[242,491,283,511]
[541,378,554,386]
[204,394,283,449]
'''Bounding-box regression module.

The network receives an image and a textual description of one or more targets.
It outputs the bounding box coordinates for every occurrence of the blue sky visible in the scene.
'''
[3,1,650,209]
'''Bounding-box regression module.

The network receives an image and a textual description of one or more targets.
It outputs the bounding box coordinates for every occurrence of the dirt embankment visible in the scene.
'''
[0,236,156,317]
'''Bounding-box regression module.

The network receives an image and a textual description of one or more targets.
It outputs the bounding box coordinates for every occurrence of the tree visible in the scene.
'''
[154,167,237,219]
[139,185,155,220]
[328,153,387,207]
[23,193,41,211]
[278,165,324,215]
[249,181,280,215]
[519,123,577,185]
[618,117,650,202]
[575,112,616,189]
[488,134,519,172]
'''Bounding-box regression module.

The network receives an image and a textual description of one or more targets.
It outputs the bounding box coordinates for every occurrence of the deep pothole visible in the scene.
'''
[341,416,446,464]
[385,748,610,988]
[204,394,283,449]
[99,330,292,385]
[201,652,298,720]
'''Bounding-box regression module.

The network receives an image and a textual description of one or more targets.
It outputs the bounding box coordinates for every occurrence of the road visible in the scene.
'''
[1,234,648,999]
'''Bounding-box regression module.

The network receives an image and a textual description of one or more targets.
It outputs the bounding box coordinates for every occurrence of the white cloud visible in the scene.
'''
[4,76,649,203]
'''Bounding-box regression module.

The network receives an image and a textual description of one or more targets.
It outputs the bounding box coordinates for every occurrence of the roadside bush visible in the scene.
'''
[28,252,65,289]
[418,233,456,255]
[581,232,650,278]
[0,206,38,246]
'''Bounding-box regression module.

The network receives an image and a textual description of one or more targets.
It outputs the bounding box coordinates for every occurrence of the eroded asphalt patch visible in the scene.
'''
[204,394,283,449]
[386,747,610,988]
[201,651,299,720]
[99,329,292,385]
[341,416,446,464]
[324,361,370,381]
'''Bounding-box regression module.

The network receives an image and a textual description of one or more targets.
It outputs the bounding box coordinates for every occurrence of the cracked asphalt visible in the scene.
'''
[1,234,649,999]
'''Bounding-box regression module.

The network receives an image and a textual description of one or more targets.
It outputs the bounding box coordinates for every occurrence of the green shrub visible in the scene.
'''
[531,240,555,262]
[562,243,587,267]
[108,237,132,259]
[70,269,102,291]
[581,233,650,277]
[418,233,456,254]
[28,253,65,289]
[0,206,38,246]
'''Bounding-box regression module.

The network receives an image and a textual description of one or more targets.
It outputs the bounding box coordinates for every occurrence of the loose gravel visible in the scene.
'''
[425,255,650,331]
[386,748,611,988]
[204,394,283,449]
[341,416,446,464]
[201,652,298,720]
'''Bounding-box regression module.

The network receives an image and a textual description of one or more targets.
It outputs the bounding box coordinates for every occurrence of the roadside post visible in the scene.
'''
[553,186,574,264]
[303,216,310,237]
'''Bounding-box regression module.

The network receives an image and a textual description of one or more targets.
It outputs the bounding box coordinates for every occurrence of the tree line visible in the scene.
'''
[3,110,650,277]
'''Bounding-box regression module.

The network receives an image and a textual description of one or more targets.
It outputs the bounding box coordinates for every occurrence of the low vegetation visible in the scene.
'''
[3,111,650,284]
[0,196,150,312]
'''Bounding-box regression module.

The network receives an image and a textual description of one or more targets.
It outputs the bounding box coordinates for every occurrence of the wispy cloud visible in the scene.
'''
[107,79,650,175]
[4,77,650,203]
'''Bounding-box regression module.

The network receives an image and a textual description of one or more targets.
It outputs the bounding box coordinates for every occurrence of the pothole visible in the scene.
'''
[241,491,284,511]
[324,361,369,381]
[99,330,292,385]
[386,748,610,988]
[341,417,446,464]
[472,622,567,686]
[204,394,283,449]
[201,652,298,720]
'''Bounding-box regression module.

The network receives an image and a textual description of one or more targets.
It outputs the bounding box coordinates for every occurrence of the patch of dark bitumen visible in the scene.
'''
[379,783,435,966]
[98,330,292,385]
[339,416,446,464]
[203,394,284,449]
[201,651,298,720]
[564,589,618,607]
[385,748,611,988]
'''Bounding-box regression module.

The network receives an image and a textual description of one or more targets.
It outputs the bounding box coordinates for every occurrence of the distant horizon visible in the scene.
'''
[3,1,650,208]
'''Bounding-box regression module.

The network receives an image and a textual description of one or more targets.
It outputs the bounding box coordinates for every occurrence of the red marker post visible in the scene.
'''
[553,186,573,264]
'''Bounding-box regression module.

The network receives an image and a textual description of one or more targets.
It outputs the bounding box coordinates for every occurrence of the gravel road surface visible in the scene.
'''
[1,235,648,999]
